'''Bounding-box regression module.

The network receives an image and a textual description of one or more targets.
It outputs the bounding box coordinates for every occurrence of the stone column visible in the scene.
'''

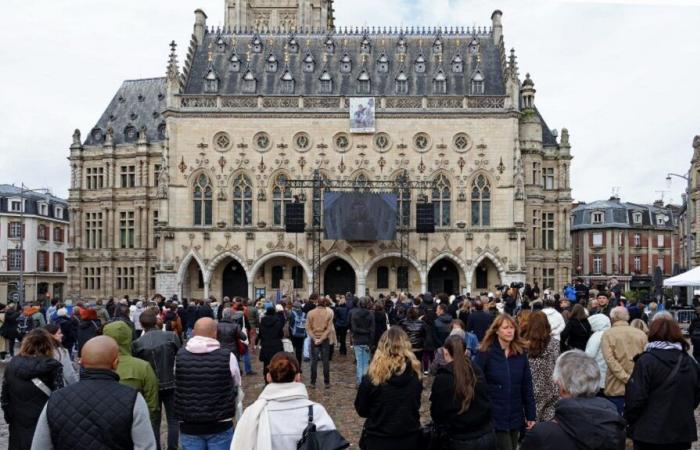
[356,274,366,297]
[248,281,254,301]
[420,271,427,294]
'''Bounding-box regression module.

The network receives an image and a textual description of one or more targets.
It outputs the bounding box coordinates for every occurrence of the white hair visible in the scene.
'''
[553,350,600,398]
[651,310,673,322]
[609,306,629,323]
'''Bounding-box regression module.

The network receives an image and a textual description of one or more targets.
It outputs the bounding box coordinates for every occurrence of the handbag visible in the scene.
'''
[297,405,350,450]
[282,338,294,353]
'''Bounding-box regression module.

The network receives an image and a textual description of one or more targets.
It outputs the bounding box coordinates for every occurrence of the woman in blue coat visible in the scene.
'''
[474,314,536,450]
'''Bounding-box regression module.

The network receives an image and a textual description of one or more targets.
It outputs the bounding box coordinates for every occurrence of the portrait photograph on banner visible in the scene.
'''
[349,97,376,133]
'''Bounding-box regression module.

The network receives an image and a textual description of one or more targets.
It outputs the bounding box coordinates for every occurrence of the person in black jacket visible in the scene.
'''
[334,297,350,355]
[133,310,181,450]
[1,304,21,358]
[354,327,422,450]
[465,299,494,342]
[399,307,426,362]
[258,306,284,382]
[31,335,156,450]
[431,336,494,450]
[216,307,245,356]
[1,328,63,450]
[421,295,439,373]
[372,302,388,350]
[625,315,700,450]
[350,298,375,385]
[560,304,591,352]
[521,350,626,450]
[688,307,700,361]
[434,303,453,347]
[54,308,77,358]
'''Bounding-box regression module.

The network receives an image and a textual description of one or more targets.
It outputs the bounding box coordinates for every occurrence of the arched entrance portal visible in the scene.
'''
[428,259,459,295]
[323,258,356,297]
[474,258,501,291]
[222,259,248,299]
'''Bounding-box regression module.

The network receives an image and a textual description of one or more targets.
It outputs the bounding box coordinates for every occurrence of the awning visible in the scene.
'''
[663,266,700,287]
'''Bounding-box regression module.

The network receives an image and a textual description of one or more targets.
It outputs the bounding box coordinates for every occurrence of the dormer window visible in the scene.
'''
[216,36,226,53]
[433,70,447,94]
[288,36,299,53]
[124,125,138,143]
[204,68,219,93]
[470,70,484,94]
[281,70,295,94]
[266,54,278,72]
[252,35,263,53]
[325,37,335,54]
[377,54,389,73]
[9,199,23,212]
[303,53,315,72]
[55,206,64,219]
[633,212,642,224]
[361,37,372,54]
[468,38,480,55]
[656,215,667,226]
[242,70,257,94]
[395,71,408,94]
[452,55,463,73]
[229,52,242,72]
[38,202,48,216]
[592,211,604,224]
[396,37,407,54]
[358,70,371,94]
[432,37,443,54]
[415,54,426,73]
[340,54,352,73]
[319,71,333,93]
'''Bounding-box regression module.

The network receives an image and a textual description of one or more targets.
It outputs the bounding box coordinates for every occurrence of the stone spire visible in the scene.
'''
[166,41,179,81]
[521,73,536,110]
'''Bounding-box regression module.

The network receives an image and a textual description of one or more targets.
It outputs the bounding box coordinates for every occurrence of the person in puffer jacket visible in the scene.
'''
[542,297,565,341]
[585,314,611,392]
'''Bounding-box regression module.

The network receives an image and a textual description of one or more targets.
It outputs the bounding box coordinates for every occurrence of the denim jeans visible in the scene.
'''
[242,351,252,374]
[354,345,371,384]
[606,395,625,415]
[155,389,179,450]
[180,427,233,450]
[310,339,330,385]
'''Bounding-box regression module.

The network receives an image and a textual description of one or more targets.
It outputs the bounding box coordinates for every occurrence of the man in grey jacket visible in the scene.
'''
[31,336,156,449]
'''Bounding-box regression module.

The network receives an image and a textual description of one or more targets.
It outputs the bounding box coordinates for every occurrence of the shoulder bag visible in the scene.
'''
[297,405,350,450]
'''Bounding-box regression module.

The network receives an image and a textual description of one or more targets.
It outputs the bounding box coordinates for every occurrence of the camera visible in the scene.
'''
[510,282,524,289]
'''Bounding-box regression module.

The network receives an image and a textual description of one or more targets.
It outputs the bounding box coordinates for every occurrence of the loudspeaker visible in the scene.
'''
[285,203,305,233]
[416,203,435,233]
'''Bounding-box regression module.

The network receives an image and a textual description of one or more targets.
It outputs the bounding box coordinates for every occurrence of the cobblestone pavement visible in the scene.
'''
[1,352,699,449]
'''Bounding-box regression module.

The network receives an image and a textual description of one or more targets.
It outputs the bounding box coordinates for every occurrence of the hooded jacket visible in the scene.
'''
[542,307,565,341]
[399,319,426,351]
[103,321,160,422]
[520,397,626,450]
[434,313,453,347]
[354,360,422,438]
[349,308,375,346]
[1,356,63,450]
[585,314,611,390]
[625,346,700,445]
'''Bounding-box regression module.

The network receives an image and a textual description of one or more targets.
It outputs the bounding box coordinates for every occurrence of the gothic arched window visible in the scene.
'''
[232,174,253,226]
[471,175,491,226]
[432,174,451,227]
[193,174,213,226]
[273,174,293,226]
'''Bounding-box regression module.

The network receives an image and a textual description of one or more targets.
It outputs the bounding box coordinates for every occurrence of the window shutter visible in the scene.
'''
[22,250,25,271]
[37,225,41,240]
[21,224,25,238]
[37,251,41,271]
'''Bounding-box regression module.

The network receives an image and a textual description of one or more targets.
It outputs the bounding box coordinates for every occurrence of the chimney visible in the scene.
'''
[194,9,208,46]
[491,10,503,44]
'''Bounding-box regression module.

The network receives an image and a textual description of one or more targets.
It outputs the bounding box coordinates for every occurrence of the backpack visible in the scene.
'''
[291,309,307,338]
[18,314,35,337]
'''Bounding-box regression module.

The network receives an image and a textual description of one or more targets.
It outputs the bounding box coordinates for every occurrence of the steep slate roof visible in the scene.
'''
[571,199,676,231]
[183,28,507,97]
[0,184,69,220]
[84,78,167,146]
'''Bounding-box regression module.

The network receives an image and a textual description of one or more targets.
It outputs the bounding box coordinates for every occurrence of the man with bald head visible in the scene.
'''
[31,336,157,449]
[175,317,241,449]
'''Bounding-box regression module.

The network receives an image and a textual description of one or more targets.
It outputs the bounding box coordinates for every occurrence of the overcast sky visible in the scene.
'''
[1,0,698,205]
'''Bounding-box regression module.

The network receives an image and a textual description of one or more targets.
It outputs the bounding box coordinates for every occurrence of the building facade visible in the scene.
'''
[68,2,572,301]
[571,198,680,292]
[678,135,700,270]
[0,185,69,303]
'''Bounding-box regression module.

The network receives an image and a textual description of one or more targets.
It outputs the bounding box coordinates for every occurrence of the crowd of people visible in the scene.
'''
[0,279,698,450]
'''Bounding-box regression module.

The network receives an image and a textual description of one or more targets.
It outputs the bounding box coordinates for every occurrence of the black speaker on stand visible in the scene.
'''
[285,203,305,233]
[416,203,435,233]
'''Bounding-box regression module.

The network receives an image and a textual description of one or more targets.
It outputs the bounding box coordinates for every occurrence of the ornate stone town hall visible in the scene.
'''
[67,0,573,301]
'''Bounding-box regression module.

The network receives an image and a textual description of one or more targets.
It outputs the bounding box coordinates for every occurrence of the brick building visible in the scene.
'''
[571,198,680,292]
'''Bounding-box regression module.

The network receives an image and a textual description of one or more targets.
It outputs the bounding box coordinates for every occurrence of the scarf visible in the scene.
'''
[645,340,682,351]
[230,382,309,450]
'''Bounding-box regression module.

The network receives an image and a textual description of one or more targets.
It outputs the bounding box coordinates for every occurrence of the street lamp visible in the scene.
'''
[16,183,51,307]
[666,172,692,304]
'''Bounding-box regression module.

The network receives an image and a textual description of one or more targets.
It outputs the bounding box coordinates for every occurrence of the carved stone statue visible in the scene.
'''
[694,135,700,149]
[72,129,81,146]
[157,157,170,199]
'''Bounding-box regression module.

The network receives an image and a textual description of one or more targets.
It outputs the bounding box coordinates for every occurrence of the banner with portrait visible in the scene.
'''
[349,97,376,133]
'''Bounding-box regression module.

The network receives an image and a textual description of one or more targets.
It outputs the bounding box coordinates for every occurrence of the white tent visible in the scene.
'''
[663,266,700,287]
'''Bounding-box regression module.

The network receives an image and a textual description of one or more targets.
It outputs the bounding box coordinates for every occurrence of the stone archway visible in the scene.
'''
[428,258,461,295]
[221,259,248,299]
[472,257,503,293]
[323,258,357,297]
[363,252,425,295]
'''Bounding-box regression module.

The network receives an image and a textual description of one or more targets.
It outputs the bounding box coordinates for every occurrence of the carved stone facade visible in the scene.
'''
[67,5,572,301]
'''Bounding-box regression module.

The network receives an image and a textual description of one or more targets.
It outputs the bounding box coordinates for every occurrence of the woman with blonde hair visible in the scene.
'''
[354,327,423,450]
[517,309,533,338]
[474,314,536,450]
